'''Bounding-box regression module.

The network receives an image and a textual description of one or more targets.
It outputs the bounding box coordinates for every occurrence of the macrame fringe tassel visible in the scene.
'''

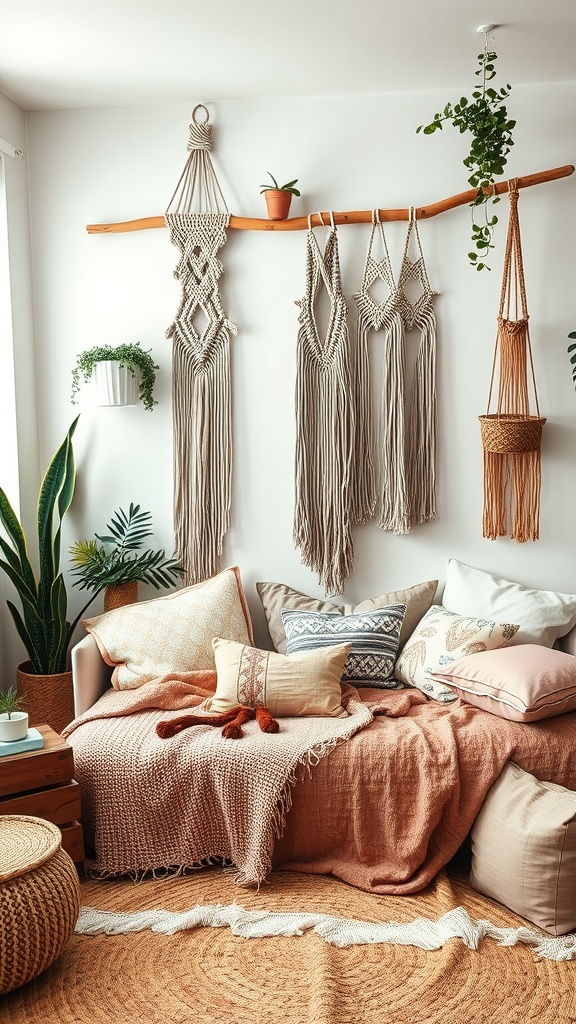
[349,316,376,525]
[378,315,410,534]
[293,345,353,596]
[482,449,542,542]
[407,317,437,526]
[172,335,232,584]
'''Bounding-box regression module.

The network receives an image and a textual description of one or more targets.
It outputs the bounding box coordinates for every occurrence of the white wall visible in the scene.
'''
[0,92,39,683]
[12,84,576,657]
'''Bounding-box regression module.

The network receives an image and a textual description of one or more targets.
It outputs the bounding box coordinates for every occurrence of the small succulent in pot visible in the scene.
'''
[259,172,301,197]
[0,686,27,719]
[259,172,301,221]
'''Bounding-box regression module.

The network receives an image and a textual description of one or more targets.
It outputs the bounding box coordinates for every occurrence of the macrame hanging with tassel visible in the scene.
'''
[293,214,354,596]
[353,212,409,534]
[397,209,438,528]
[479,181,546,542]
[165,105,237,585]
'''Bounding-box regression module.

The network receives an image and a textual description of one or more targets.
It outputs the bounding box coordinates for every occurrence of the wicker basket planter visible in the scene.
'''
[0,815,80,994]
[479,413,546,454]
[16,663,75,735]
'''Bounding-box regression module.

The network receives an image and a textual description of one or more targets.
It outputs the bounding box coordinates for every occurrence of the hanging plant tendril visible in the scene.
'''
[416,36,515,271]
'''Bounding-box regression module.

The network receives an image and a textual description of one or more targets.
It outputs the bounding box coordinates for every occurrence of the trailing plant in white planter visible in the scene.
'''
[0,687,28,741]
[71,342,159,411]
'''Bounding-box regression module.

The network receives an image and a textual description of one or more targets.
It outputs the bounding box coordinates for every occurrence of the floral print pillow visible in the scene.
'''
[394,605,519,702]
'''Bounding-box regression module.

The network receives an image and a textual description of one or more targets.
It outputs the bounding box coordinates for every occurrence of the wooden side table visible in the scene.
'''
[0,724,84,864]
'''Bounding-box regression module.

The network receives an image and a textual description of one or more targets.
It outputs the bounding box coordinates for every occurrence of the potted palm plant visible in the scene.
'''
[0,416,93,734]
[0,687,28,741]
[259,172,300,220]
[69,504,184,612]
[71,342,159,410]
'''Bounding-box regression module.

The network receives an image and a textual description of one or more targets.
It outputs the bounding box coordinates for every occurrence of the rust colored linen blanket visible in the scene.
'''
[64,681,576,894]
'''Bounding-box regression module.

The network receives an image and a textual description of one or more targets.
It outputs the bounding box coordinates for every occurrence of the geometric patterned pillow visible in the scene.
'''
[281,605,406,688]
[394,605,520,703]
[257,578,437,655]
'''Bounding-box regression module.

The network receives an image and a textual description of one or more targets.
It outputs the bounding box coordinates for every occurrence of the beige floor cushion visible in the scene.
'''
[470,761,576,936]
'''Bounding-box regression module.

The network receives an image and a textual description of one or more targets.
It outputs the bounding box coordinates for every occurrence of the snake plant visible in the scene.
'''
[69,504,183,595]
[0,416,92,674]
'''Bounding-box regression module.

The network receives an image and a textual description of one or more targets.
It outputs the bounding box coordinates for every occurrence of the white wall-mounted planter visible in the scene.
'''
[0,711,29,741]
[92,360,139,407]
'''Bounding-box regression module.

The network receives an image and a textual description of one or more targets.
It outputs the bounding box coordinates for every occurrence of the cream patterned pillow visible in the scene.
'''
[256,579,437,655]
[205,637,350,718]
[83,566,253,690]
[394,605,519,702]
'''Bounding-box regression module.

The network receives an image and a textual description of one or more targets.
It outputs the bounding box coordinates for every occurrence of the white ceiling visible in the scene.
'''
[0,0,575,112]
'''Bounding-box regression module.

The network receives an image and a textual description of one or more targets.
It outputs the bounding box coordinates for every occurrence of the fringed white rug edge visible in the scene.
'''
[75,903,576,962]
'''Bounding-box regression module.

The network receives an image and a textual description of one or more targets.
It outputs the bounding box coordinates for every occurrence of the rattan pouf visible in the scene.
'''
[0,815,80,994]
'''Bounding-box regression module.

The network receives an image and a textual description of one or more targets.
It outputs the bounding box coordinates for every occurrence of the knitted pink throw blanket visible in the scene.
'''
[63,679,374,884]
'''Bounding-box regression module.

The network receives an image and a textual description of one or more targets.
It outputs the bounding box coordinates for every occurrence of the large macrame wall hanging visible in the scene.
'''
[165,105,237,585]
[293,214,354,596]
[479,182,546,542]
[397,209,438,528]
[354,212,409,534]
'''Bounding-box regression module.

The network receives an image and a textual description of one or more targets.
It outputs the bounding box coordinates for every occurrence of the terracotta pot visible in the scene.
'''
[16,662,75,735]
[103,581,139,612]
[263,189,293,221]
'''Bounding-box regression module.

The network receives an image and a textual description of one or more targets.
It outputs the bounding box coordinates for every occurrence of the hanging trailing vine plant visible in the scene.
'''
[417,34,516,271]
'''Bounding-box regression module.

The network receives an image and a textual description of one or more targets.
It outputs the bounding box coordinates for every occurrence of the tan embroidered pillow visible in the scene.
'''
[205,637,350,718]
[470,761,576,936]
[83,566,253,690]
[394,605,519,702]
[256,578,438,655]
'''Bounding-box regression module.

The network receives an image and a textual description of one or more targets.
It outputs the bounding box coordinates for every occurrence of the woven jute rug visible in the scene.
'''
[3,868,575,1023]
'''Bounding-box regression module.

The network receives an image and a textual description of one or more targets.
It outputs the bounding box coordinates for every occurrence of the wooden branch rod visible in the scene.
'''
[86,164,574,235]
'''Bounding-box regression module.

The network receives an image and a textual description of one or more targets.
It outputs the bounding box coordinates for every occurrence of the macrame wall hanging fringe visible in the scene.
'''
[397,210,438,527]
[293,213,354,596]
[165,105,236,584]
[479,182,546,542]
[354,212,408,534]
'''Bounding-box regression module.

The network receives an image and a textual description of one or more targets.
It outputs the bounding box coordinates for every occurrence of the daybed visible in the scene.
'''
[64,559,576,899]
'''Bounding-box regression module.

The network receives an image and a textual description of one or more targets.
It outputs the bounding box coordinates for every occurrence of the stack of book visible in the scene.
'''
[0,728,44,757]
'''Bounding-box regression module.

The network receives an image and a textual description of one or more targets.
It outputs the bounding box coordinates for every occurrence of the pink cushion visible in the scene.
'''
[430,645,576,722]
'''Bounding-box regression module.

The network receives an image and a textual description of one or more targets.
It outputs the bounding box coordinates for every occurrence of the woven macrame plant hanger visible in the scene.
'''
[479,181,546,542]
[165,104,237,585]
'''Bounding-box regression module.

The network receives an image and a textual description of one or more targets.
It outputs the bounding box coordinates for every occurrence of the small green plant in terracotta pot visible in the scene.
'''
[71,342,159,411]
[260,172,301,220]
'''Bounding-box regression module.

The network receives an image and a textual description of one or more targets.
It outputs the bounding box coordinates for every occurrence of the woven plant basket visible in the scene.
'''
[0,815,80,995]
[16,663,74,735]
[479,413,546,454]
[103,581,138,612]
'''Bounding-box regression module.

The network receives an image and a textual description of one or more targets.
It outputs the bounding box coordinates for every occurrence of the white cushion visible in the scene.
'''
[442,559,576,648]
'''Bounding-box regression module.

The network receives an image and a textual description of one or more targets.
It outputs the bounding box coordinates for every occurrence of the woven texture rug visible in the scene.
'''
[3,868,575,1023]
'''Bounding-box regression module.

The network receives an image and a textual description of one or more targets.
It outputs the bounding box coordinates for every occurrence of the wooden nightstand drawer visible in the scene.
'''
[0,725,74,798]
[0,779,81,824]
[60,821,85,863]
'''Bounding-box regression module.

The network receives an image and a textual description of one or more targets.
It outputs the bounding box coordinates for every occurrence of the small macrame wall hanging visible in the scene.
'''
[293,214,354,596]
[165,105,237,585]
[396,209,438,528]
[354,212,408,534]
[479,182,546,542]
